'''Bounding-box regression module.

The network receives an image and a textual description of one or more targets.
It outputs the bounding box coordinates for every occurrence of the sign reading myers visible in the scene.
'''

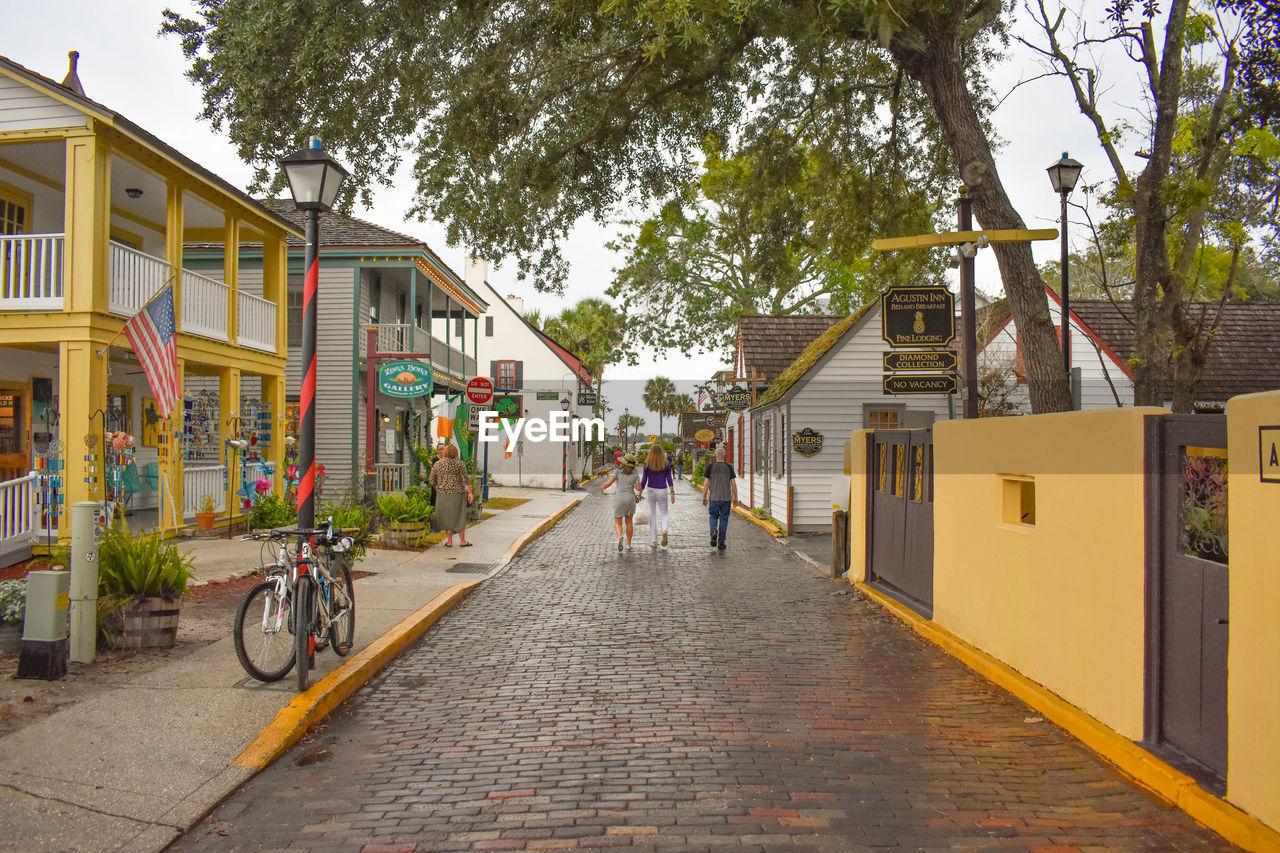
[792,427,823,456]
[884,373,958,395]
[1261,426,1280,483]
[884,351,958,372]
[881,286,955,347]
[378,360,432,398]
[722,386,752,411]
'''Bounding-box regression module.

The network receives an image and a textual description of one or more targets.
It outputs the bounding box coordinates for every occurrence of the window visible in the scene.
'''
[496,359,518,389]
[415,302,424,330]
[864,407,901,430]
[485,316,494,337]
[369,275,381,323]
[286,288,303,346]
[396,292,406,325]
[0,184,30,235]
[777,411,786,475]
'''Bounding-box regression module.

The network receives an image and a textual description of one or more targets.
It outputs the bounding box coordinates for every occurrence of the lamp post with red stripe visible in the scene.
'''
[281,137,348,528]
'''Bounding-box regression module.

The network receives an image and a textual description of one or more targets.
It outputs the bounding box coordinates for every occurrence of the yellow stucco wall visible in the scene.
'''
[931,407,1168,738]
[847,429,872,583]
[1225,390,1280,830]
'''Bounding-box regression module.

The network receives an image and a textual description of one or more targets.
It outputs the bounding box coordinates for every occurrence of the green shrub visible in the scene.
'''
[0,579,25,623]
[248,493,297,531]
[376,492,434,524]
[321,500,372,561]
[691,455,706,487]
[97,527,194,600]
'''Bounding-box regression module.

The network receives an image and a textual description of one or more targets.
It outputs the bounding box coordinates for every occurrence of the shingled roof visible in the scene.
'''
[737,314,844,382]
[1070,301,1280,402]
[753,303,878,409]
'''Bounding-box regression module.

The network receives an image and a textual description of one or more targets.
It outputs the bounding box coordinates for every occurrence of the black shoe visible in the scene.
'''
[710,533,718,547]
[717,542,726,551]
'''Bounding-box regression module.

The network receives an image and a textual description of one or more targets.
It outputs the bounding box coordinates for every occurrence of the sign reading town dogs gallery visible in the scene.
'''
[378,360,433,398]
[881,286,955,347]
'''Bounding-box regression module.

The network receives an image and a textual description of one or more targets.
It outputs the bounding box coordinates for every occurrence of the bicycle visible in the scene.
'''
[233,520,357,690]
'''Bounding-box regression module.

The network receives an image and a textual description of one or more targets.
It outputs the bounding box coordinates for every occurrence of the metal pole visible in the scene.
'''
[958,188,979,419]
[483,437,490,502]
[298,208,320,528]
[68,501,98,663]
[562,441,567,492]
[1060,190,1072,406]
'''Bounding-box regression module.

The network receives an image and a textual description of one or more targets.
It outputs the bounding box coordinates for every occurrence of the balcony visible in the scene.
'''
[373,323,476,381]
[0,234,276,353]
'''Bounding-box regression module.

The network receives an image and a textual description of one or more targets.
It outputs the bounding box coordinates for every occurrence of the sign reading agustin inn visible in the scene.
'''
[883,351,958,372]
[378,361,433,398]
[792,427,824,456]
[881,286,955,347]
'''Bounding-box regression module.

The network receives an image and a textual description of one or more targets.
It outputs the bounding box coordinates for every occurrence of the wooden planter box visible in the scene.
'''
[382,520,428,547]
[119,597,181,649]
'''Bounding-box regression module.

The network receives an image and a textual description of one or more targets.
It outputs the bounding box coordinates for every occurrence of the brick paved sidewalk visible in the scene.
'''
[172,483,1232,852]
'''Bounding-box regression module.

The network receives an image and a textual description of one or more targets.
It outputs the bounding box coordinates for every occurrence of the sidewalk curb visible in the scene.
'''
[856,582,1280,853]
[732,504,784,537]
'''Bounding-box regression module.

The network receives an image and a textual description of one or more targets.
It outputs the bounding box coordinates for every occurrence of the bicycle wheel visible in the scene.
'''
[294,575,316,692]
[233,580,295,682]
[329,558,356,657]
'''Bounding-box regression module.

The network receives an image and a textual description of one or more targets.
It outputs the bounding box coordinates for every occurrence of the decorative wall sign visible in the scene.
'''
[883,374,958,395]
[577,391,597,407]
[881,286,955,347]
[491,393,523,423]
[722,386,752,411]
[706,413,726,429]
[883,351,958,372]
[792,428,824,456]
[378,361,433,398]
[141,398,162,447]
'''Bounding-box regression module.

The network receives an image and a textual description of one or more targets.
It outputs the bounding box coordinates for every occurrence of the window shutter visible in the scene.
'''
[490,360,498,382]
[514,361,524,390]
[485,316,494,336]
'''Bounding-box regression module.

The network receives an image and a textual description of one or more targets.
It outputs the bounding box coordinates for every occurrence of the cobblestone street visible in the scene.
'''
[172,483,1232,852]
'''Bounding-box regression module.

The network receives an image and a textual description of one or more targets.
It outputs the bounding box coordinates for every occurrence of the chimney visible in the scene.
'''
[464,253,488,291]
[507,294,525,315]
[61,51,84,97]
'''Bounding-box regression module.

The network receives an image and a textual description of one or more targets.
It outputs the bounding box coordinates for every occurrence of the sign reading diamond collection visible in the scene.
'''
[378,361,433,398]
[792,428,824,456]
[883,351,957,372]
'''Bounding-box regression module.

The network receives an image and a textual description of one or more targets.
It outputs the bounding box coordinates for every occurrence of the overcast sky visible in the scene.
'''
[6,0,1144,430]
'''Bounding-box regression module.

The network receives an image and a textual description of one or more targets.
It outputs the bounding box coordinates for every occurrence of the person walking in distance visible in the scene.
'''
[701,445,738,551]
[429,443,474,547]
[600,453,641,551]
[638,444,675,547]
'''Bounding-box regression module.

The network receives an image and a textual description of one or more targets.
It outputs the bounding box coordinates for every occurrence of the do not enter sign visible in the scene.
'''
[466,377,494,406]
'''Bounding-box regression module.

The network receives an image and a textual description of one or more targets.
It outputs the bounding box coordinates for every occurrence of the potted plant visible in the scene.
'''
[0,579,24,653]
[97,527,195,649]
[195,494,217,533]
[376,491,434,547]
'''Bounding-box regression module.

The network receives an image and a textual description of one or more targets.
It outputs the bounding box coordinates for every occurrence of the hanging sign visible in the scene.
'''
[695,429,715,443]
[706,413,726,430]
[883,374,958,395]
[378,361,433,398]
[577,391,597,407]
[884,351,957,372]
[722,386,751,411]
[792,428,824,456]
[881,286,955,347]
[492,393,523,422]
[466,376,494,406]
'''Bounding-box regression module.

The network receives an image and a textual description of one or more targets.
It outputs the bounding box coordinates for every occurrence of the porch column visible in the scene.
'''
[165,183,184,323]
[63,135,110,315]
[224,216,240,345]
[57,341,107,538]
[159,359,186,533]
[263,372,287,497]
[219,366,242,521]
[262,235,288,358]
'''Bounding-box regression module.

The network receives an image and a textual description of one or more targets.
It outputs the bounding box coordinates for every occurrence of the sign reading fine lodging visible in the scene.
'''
[881,286,955,347]
[792,427,823,456]
[378,360,433,398]
[884,374,958,395]
[884,351,958,372]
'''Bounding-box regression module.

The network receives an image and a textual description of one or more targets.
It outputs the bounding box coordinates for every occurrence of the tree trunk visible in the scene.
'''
[895,41,1072,414]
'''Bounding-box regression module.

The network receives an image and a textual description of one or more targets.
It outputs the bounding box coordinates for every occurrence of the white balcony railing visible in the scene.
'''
[109,243,169,316]
[376,323,411,353]
[375,463,408,493]
[237,291,276,352]
[180,268,230,342]
[0,472,38,545]
[0,234,63,310]
[182,465,226,517]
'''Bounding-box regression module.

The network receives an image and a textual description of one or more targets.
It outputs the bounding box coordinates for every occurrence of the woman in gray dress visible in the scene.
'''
[428,443,474,547]
[600,454,641,551]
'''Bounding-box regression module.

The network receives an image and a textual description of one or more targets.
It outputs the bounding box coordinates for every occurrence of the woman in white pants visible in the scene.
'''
[639,444,675,547]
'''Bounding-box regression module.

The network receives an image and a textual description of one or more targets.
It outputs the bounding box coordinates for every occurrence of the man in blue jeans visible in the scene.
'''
[700,445,738,551]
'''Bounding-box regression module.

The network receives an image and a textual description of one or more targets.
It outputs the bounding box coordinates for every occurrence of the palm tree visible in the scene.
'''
[616,410,645,452]
[542,298,624,386]
[642,376,677,438]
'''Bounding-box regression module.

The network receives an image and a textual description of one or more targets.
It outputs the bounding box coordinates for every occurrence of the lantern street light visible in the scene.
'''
[560,394,572,491]
[281,136,348,528]
[1047,152,1083,407]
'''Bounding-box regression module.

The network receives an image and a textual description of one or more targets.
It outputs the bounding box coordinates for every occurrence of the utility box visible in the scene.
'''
[17,570,69,680]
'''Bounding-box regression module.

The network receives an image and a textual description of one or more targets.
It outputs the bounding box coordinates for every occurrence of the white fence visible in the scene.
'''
[376,323,411,353]
[0,473,38,564]
[108,243,169,316]
[180,268,229,342]
[376,463,408,493]
[0,234,63,310]
[182,465,226,517]
[237,291,276,352]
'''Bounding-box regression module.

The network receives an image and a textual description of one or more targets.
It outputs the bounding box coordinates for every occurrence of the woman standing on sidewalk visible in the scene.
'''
[429,444,474,547]
[600,453,641,550]
[638,445,675,547]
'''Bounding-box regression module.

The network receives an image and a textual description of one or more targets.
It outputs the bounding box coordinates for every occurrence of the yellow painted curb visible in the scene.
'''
[732,504,783,537]
[856,583,1280,853]
[499,496,582,563]
[233,579,483,769]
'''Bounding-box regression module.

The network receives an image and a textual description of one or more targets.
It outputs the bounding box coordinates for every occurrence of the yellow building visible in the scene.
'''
[0,52,298,556]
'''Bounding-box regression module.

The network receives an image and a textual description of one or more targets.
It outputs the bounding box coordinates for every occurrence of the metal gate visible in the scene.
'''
[1145,415,1228,785]
[867,429,934,616]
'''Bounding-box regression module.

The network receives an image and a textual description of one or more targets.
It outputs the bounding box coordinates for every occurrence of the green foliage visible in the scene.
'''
[247,493,297,531]
[321,501,372,561]
[540,299,626,380]
[376,492,434,525]
[642,376,678,437]
[97,528,195,600]
[0,579,25,623]
[691,455,706,487]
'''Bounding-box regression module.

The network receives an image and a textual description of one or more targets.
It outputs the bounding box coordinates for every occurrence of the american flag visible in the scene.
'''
[123,284,180,418]
[697,390,712,411]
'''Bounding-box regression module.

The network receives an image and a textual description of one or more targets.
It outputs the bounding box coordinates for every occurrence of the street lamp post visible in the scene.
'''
[281,136,348,528]
[560,394,571,492]
[1047,152,1083,408]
